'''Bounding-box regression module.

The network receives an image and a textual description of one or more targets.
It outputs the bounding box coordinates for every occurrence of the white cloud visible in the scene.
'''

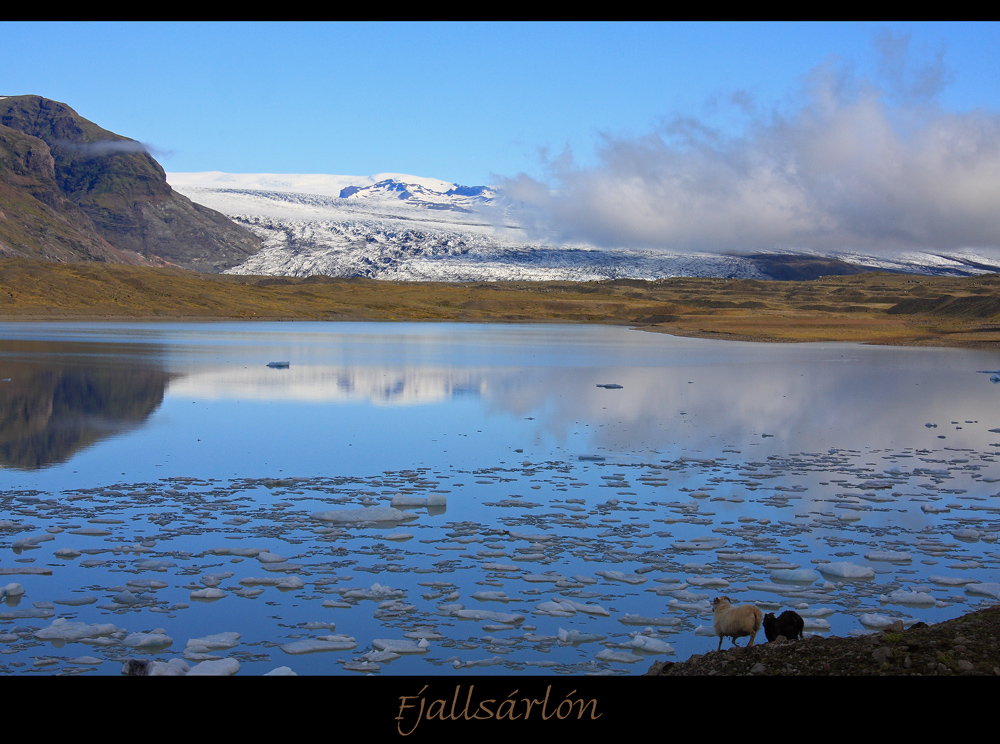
[502,34,1000,256]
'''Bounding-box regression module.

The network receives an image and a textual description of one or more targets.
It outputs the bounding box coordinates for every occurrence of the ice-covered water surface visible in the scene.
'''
[1,321,999,676]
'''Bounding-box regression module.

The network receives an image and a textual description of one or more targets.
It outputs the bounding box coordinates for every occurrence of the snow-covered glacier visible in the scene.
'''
[167,172,1000,281]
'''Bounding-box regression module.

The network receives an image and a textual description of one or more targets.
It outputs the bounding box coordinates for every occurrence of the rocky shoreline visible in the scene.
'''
[646,605,1000,676]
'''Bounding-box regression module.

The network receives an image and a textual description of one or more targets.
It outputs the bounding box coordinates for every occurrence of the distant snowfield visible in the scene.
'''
[167,172,1000,281]
[166,171,457,197]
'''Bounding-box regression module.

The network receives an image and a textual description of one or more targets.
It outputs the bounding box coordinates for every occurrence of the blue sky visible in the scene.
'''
[2,22,993,184]
[5,21,1000,253]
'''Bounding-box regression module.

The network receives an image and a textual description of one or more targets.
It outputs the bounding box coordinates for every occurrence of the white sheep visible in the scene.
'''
[712,596,763,651]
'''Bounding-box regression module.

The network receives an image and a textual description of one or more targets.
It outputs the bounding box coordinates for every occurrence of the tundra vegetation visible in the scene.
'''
[2,258,1000,349]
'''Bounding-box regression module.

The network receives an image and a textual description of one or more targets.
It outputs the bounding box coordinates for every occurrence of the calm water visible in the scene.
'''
[1,321,999,675]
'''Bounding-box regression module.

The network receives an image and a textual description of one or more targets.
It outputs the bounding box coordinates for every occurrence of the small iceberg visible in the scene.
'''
[817,561,875,580]
[267,361,290,369]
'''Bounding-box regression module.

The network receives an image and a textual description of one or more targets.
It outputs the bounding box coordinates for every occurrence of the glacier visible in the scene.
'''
[167,172,1000,281]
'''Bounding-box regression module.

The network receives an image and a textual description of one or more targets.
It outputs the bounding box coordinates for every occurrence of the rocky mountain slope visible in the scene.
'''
[0,95,260,271]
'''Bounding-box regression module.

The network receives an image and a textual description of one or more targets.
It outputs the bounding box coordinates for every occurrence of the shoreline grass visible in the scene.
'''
[1,258,999,349]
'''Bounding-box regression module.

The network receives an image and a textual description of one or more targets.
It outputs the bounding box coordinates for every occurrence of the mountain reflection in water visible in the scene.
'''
[0,339,173,469]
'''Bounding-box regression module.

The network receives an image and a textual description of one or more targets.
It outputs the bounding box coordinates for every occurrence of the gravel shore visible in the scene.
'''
[647,605,1000,676]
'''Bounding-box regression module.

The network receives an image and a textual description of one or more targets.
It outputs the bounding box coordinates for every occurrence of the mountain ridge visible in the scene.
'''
[0,95,260,271]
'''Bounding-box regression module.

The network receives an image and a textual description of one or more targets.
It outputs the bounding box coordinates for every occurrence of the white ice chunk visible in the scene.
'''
[190,588,226,600]
[557,628,606,644]
[186,632,241,651]
[281,635,358,654]
[770,568,820,583]
[883,590,936,606]
[310,506,418,524]
[1,583,24,599]
[34,619,119,643]
[454,609,525,624]
[595,649,641,663]
[124,631,173,649]
[618,614,680,626]
[187,658,240,675]
[627,635,675,654]
[966,582,1000,599]
[929,575,976,586]
[864,550,912,563]
[817,562,875,579]
[859,613,900,629]
[595,570,646,585]
[372,638,429,654]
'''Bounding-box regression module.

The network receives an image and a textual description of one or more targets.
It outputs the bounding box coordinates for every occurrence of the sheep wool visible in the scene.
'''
[712,596,763,651]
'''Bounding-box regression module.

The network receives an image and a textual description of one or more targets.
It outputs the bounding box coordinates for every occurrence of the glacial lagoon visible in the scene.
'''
[1,321,999,675]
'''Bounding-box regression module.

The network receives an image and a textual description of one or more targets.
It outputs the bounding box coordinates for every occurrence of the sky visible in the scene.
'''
[4,21,1000,255]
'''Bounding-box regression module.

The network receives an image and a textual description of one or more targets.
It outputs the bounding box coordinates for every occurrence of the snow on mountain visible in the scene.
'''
[167,172,1000,281]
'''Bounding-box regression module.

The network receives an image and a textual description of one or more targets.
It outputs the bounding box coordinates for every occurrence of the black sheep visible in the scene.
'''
[762,610,804,641]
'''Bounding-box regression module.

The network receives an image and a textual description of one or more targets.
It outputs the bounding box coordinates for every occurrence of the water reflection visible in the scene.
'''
[0,339,173,469]
[170,366,489,405]
[1,323,999,677]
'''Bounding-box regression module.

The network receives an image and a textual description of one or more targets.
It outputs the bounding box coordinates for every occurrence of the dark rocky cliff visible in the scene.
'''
[0,95,260,271]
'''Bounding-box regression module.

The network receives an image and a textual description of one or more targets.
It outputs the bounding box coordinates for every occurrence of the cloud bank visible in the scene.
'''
[502,34,1000,256]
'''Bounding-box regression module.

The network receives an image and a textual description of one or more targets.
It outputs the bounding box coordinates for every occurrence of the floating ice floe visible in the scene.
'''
[817,562,875,580]
[0,583,24,600]
[864,550,913,563]
[382,532,413,542]
[881,590,936,606]
[596,570,646,585]
[391,493,446,508]
[310,506,418,524]
[187,658,240,675]
[952,529,981,542]
[626,635,674,654]
[280,636,358,654]
[53,595,98,606]
[965,582,1000,599]
[472,590,514,602]
[454,609,525,624]
[672,538,726,551]
[190,588,226,601]
[770,568,820,584]
[239,576,305,590]
[124,631,173,649]
[373,638,430,654]
[340,583,404,600]
[595,649,641,663]
[802,617,831,631]
[34,619,119,643]
[12,534,54,551]
[618,613,679,627]
[557,628,606,644]
[929,575,976,586]
[859,613,900,629]
[452,655,505,669]
[186,632,241,654]
[687,577,729,587]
